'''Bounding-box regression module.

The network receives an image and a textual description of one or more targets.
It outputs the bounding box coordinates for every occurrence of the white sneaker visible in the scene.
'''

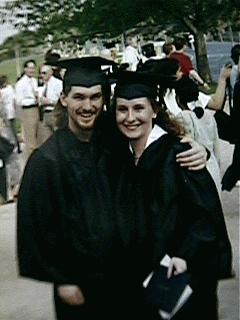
[235,181,240,187]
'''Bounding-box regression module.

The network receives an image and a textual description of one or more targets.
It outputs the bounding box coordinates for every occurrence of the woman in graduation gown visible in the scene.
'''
[110,70,233,320]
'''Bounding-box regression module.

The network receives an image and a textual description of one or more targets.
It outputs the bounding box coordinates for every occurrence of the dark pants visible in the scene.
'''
[54,280,161,320]
[0,163,7,200]
[222,143,240,191]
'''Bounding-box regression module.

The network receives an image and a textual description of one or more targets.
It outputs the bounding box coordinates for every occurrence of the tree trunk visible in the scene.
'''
[193,32,212,83]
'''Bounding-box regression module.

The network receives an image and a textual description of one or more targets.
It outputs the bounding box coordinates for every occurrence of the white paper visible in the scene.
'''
[160,254,171,267]
[143,254,171,288]
[159,285,193,319]
[143,271,153,288]
[143,254,193,320]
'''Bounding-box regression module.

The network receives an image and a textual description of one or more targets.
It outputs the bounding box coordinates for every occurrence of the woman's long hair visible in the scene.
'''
[109,96,185,139]
[150,99,185,137]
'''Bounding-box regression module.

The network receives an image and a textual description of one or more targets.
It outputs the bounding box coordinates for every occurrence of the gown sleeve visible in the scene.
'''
[174,165,232,279]
[17,149,71,284]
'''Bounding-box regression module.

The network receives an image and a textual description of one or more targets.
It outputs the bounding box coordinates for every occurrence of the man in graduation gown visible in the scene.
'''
[17,57,210,320]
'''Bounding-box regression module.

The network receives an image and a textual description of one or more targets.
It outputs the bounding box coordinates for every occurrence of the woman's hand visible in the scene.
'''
[167,257,187,279]
[57,285,85,306]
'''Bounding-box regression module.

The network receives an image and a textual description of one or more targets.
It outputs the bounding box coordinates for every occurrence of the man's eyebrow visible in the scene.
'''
[72,92,85,97]
[133,103,145,107]
[91,92,102,96]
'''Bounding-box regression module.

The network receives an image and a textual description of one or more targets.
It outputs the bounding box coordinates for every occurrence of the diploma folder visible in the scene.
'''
[143,255,193,319]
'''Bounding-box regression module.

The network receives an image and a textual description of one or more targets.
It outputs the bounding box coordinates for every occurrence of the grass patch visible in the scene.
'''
[199,82,218,95]
[0,54,44,84]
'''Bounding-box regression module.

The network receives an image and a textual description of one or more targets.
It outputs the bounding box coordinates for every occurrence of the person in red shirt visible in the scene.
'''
[170,37,210,90]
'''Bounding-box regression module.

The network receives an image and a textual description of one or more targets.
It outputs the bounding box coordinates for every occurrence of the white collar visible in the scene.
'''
[129,124,167,154]
[145,124,167,148]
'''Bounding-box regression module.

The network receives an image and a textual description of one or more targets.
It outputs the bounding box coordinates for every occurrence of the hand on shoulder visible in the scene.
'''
[176,136,207,170]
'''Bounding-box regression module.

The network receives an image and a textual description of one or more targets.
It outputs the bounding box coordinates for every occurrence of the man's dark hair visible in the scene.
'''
[23,59,36,68]
[141,43,156,58]
[0,75,8,88]
[45,52,61,64]
[45,49,61,62]
[63,82,111,110]
[231,44,240,65]
[175,76,199,104]
[173,37,186,51]
[45,52,62,79]
[162,42,174,55]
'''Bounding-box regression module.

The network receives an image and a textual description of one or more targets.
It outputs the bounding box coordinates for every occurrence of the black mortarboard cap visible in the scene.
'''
[174,76,199,103]
[141,43,156,58]
[137,58,180,89]
[45,52,61,64]
[139,58,179,78]
[51,56,116,87]
[114,70,158,100]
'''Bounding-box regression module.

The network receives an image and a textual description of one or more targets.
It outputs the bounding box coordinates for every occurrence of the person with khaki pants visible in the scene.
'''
[38,64,63,145]
[15,59,39,157]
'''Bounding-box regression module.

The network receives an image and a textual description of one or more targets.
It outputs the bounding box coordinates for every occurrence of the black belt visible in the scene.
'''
[22,104,38,109]
[44,109,53,113]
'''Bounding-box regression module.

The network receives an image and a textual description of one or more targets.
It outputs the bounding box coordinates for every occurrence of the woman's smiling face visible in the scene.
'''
[116,97,156,141]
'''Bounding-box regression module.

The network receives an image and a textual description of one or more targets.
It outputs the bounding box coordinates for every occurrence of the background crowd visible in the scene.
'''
[0,28,237,320]
[0,37,239,204]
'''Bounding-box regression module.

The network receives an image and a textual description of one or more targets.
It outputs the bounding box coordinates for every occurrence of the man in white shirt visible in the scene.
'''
[0,75,21,201]
[123,36,141,71]
[38,64,63,144]
[15,59,39,156]
[0,76,21,152]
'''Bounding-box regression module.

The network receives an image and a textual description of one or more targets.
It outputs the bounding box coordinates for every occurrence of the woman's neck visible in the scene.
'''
[129,124,154,164]
[130,136,148,165]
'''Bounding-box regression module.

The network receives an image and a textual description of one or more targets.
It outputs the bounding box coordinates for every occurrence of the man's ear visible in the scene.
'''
[60,93,68,108]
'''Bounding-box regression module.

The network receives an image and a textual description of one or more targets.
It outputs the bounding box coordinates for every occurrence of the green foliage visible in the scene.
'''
[1,0,238,82]
[1,0,237,41]
[79,0,149,37]
[71,0,237,38]
[0,30,44,61]
[136,0,236,34]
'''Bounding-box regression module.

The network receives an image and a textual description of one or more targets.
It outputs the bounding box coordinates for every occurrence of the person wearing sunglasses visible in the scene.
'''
[38,64,63,145]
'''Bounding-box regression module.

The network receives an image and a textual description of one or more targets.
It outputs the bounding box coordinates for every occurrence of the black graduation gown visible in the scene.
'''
[17,127,116,285]
[18,125,156,288]
[112,133,232,279]
[111,133,232,319]
[18,126,165,319]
